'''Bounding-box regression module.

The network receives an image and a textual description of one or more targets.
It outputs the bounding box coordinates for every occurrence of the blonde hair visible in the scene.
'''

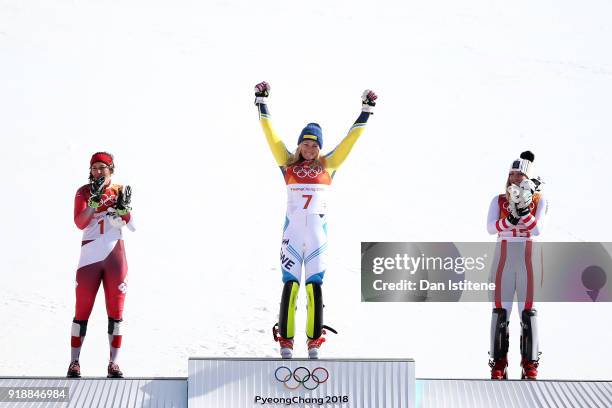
[504,177,512,202]
[284,145,325,168]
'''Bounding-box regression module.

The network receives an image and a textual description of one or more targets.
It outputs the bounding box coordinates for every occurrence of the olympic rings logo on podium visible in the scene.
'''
[274,366,329,390]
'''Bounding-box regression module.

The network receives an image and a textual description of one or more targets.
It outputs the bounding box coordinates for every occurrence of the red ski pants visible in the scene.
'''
[74,240,128,321]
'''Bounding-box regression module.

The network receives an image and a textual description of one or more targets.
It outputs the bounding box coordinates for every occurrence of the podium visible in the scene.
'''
[2,360,611,407]
[0,377,186,407]
[188,358,415,408]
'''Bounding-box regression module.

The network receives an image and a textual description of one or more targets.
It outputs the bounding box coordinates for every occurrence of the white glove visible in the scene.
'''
[516,189,533,216]
[508,199,520,218]
[507,184,521,204]
[518,179,534,208]
[519,178,536,194]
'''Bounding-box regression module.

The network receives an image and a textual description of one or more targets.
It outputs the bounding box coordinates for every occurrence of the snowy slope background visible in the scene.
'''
[1,0,611,379]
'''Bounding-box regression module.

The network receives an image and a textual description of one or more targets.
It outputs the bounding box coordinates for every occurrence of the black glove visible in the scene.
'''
[88,177,106,209]
[516,205,531,217]
[506,213,520,226]
[116,185,132,216]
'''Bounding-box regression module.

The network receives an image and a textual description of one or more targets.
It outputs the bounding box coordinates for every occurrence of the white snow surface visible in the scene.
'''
[1,0,611,380]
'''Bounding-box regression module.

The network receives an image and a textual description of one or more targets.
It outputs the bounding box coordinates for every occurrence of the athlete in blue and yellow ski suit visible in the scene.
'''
[254,81,377,358]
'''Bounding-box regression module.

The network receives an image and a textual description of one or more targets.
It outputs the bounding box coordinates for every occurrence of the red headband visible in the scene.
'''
[90,152,113,167]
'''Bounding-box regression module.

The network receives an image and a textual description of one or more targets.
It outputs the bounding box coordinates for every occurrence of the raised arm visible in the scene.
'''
[254,81,290,167]
[324,90,377,175]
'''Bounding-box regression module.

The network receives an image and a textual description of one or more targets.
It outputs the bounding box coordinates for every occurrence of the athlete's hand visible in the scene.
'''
[254,81,270,105]
[519,178,536,194]
[506,184,521,204]
[508,199,520,219]
[516,189,533,216]
[116,185,132,216]
[505,184,522,220]
[506,213,520,226]
[88,177,105,209]
[361,89,377,113]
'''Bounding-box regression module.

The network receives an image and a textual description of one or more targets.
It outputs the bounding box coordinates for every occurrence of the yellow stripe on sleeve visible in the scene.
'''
[323,122,367,173]
[260,117,290,167]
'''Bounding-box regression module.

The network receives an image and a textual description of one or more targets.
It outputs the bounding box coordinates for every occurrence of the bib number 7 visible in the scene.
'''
[302,194,313,209]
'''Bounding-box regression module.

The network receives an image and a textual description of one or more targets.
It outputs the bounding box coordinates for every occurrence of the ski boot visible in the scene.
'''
[521,358,539,380]
[67,360,81,378]
[107,362,124,378]
[307,325,338,359]
[273,323,294,359]
[307,335,326,359]
[489,356,508,380]
[278,337,294,359]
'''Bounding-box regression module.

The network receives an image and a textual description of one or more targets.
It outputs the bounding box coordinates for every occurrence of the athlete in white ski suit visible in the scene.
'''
[486,152,548,379]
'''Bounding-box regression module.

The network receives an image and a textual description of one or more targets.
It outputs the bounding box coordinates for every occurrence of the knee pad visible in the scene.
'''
[278,281,299,339]
[491,308,509,359]
[306,282,323,340]
[520,309,539,360]
[108,318,123,336]
[71,319,88,337]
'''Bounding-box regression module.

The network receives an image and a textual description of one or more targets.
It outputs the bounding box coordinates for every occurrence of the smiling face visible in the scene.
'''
[508,170,527,185]
[90,162,112,186]
[299,140,320,161]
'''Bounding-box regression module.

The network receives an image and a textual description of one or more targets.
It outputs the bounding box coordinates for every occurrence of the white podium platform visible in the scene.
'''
[1,363,611,407]
[417,379,612,408]
[0,377,186,408]
[188,357,415,408]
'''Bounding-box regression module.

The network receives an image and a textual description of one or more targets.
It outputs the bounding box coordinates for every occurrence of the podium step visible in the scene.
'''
[2,365,610,407]
[188,357,416,408]
[0,377,186,407]
[417,378,612,408]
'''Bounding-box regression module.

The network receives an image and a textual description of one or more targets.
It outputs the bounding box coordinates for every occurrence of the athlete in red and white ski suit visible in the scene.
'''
[486,153,548,379]
[69,152,134,377]
[73,183,131,321]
